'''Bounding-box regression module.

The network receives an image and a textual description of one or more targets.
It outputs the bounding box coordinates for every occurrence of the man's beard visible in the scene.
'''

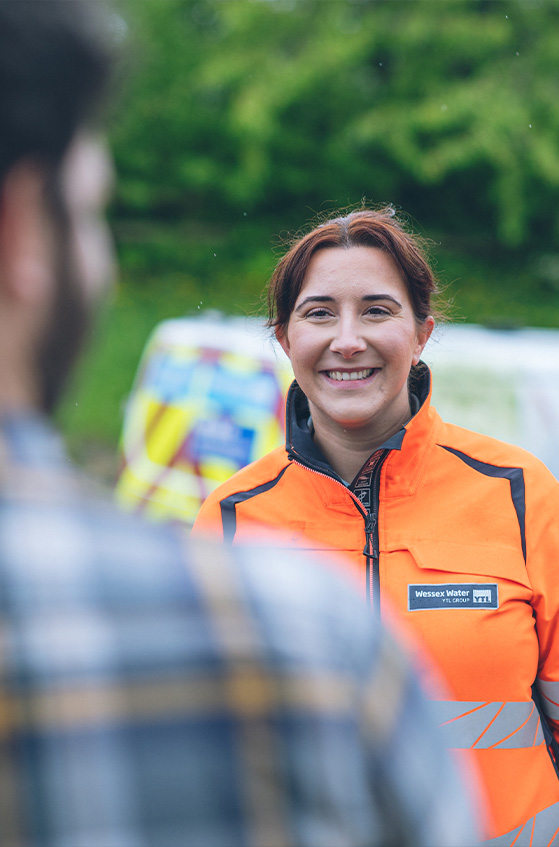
[36,232,90,416]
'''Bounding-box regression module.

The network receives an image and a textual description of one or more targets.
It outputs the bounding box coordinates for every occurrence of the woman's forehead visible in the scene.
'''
[297,246,406,296]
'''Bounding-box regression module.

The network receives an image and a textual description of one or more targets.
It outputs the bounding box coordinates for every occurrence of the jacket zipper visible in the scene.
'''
[291,459,367,513]
[363,454,387,613]
[291,452,387,612]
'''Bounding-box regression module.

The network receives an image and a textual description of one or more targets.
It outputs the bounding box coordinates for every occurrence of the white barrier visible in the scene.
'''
[424,324,559,479]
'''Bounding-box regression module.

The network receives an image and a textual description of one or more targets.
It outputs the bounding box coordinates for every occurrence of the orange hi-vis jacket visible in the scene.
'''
[193,364,559,846]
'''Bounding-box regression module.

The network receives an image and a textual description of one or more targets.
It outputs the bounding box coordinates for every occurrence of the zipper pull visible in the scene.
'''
[363,512,378,558]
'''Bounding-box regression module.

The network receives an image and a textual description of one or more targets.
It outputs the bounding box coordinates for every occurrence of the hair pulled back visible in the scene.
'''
[267,206,439,335]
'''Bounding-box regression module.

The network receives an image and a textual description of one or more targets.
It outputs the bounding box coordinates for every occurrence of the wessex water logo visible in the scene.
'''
[408,583,499,611]
[473,588,492,604]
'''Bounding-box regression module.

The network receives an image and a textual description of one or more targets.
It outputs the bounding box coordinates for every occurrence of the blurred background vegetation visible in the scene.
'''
[57,0,559,479]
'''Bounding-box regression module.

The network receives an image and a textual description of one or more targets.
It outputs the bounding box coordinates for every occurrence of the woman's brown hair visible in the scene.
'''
[267,206,440,336]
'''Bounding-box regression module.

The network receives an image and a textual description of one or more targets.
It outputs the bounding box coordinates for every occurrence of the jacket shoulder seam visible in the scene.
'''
[438,444,526,563]
[219,465,290,543]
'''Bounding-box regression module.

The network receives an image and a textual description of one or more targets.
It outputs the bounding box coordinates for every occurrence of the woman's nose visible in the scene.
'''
[329,318,367,358]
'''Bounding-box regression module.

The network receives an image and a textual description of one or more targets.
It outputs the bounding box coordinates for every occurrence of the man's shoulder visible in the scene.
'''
[2,460,375,659]
[200,539,380,667]
[0,474,190,600]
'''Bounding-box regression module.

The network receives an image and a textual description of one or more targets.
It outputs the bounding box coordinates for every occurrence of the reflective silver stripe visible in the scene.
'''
[537,678,559,722]
[431,700,544,749]
[480,799,559,846]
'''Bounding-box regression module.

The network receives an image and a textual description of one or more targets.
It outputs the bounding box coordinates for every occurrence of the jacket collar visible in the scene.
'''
[286,383,335,475]
[384,363,441,496]
[285,361,439,493]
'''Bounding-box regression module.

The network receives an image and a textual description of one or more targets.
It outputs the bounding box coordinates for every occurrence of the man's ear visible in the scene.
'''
[0,161,54,305]
[275,325,291,358]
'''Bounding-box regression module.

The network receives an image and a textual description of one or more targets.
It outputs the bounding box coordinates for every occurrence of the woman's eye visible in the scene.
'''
[307,308,332,318]
[366,306,390,317]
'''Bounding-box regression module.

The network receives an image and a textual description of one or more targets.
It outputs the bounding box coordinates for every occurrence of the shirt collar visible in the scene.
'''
[0,413,68,467]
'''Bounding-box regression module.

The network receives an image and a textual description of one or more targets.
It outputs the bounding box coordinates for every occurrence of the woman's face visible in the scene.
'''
[277,246,433,441]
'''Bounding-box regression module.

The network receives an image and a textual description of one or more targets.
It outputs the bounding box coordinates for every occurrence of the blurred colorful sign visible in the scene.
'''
[115,314,293,525]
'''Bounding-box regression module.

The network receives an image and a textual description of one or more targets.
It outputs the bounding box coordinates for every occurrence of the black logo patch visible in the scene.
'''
[408,583,499,611]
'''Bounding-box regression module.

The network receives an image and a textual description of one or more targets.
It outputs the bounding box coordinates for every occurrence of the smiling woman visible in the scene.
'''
[276,245,434,481]
[193,206,559,846]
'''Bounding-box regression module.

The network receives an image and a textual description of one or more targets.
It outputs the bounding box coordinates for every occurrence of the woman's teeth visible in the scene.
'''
[327,368,375,381]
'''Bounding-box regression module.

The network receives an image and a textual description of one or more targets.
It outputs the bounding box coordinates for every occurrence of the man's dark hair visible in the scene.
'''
[0,1,115,414]
[0,0,113,184]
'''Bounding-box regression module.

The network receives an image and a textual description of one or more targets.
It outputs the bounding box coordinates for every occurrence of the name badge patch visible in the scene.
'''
[408,583,499,611]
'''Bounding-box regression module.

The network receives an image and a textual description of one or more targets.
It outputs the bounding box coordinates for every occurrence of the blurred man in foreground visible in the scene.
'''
[0,2,481,845]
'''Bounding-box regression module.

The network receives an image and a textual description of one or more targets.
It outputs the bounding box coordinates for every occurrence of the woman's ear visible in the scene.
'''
[275,325,291,358]
[412,316,435,365]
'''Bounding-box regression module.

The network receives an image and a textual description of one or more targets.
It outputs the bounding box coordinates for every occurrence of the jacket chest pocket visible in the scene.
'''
[385,537,531,592]
[382,540,537,700]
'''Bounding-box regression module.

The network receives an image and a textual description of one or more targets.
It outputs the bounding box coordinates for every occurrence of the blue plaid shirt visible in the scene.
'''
[0,414,480,846]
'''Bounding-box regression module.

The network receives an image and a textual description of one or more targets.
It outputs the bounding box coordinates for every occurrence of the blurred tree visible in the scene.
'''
[58,0,559,470]
[112,0,559,248]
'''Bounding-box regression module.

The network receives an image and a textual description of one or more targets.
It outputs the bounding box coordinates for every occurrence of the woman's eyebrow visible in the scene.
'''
[363,294,403,308]
[294,295,334,312]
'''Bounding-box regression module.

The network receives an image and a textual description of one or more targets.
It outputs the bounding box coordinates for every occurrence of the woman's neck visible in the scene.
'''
[310,404,412,483]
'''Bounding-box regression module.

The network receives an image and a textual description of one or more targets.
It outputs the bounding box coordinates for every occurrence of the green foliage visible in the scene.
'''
[112,0,559,247]
[57,0,559,475]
